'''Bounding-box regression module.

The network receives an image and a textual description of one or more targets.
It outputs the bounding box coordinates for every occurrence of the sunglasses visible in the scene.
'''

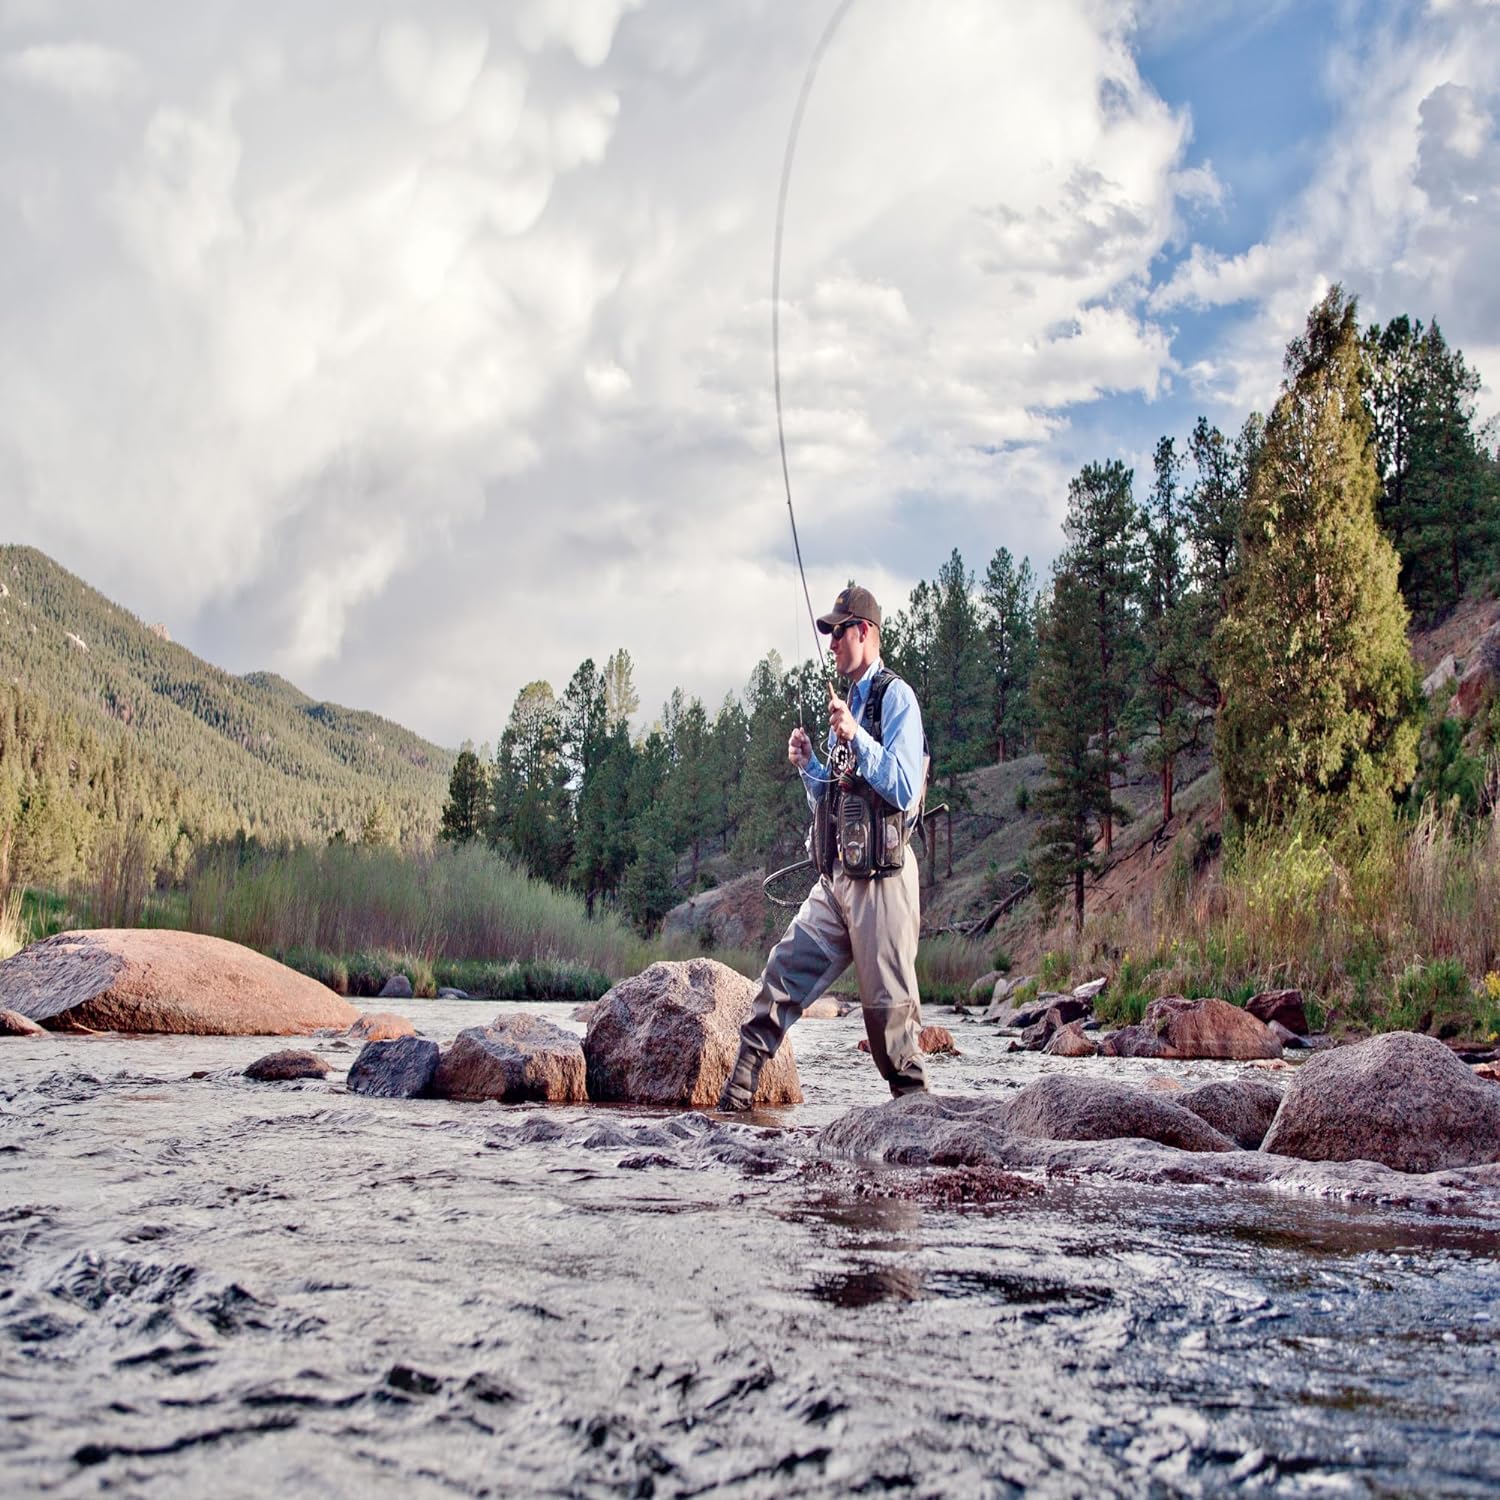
[830,619,867,642]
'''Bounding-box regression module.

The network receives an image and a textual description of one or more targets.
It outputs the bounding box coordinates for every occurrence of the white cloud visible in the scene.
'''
[0,0,1224,740]
[3,40,138,102]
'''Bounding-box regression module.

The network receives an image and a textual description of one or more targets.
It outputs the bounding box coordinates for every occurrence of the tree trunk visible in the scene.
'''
[1072,866,1085,930]
[1161,759,1174,823]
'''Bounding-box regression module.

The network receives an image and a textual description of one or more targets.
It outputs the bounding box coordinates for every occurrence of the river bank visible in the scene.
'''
[4,1001,1499,1496]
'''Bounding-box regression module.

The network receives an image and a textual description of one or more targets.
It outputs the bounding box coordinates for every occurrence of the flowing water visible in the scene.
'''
[2,1002,1498,1498]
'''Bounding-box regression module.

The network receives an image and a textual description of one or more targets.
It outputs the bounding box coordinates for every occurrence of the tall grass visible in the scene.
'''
[1038,801,1500,1037]
[183,840,647,977]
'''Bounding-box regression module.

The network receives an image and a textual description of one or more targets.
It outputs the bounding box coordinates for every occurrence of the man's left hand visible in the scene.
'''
[828,694,857,744]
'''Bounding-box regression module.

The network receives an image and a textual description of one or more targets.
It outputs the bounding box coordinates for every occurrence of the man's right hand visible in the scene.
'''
[788,725,813,769]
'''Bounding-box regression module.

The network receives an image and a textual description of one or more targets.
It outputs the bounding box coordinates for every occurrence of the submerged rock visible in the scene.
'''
[803,996,845,1019]
[1004,1075,1236,1153]
[244,1049,330,1082]
[437,987,469,999]
[348,1036,441,1098]
[349,1011,416,1042]
[433,1015,587,1104]
[0,929,359,1035]
[918,1025,959,1055]
[1261,1031,1500,1173]
[0,1008,47,1037]
[1178,1078,1284,1149]
[584,959,801,1108]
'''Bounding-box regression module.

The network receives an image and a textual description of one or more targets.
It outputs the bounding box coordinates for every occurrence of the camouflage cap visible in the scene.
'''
[816,584,882,634]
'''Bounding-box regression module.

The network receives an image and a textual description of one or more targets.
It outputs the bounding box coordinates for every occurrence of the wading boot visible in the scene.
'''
[717,1044,764,1111]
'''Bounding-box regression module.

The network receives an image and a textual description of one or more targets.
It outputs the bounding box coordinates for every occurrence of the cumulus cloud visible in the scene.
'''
[1,0,1222,740]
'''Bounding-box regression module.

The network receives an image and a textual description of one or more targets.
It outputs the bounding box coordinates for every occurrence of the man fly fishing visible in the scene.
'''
[718,584,930,1109]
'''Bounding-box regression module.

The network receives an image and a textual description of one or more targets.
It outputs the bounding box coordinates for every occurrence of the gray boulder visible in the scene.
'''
[1261,1031,1500,1173]
[377,973,414,1000]
[348,1036,441,1098]
[1003,1075,1237,1153]
[437,987,469,999]
[584,959,801,1108]
[433,1014,587,1103]
[1179,1078,1284,1149]
[1246,988,1308,1035]
[1099,1024,1173,1058]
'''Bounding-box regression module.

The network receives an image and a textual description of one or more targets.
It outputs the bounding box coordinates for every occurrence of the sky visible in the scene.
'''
[3,0,1499,748]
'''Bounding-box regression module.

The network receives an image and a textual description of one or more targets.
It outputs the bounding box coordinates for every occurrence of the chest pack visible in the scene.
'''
[811,669,926,881]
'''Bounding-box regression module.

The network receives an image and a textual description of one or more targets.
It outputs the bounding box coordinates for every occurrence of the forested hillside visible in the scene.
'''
[0,545,452,886]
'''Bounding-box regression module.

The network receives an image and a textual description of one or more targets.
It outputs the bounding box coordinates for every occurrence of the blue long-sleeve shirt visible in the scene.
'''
[801,658,925,815]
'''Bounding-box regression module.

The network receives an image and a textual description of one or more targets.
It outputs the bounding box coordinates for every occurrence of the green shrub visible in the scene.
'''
[1015,783,1031,813]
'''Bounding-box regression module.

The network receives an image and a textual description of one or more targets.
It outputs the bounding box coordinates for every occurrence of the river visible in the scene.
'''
[2,1000,1498,1497]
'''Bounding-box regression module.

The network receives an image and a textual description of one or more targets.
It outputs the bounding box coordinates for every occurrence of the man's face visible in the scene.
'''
[831,618,873,676]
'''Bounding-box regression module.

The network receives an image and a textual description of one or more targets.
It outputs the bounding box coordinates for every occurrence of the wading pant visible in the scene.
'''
[738,857,927,1096]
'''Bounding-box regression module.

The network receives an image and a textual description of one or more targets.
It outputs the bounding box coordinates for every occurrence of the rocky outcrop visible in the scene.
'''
[378,974,414,1000]
[1178,1078,1284,1149]
[348,1037,441,1098]
[0,930,359,1035]
[1261,1031,1500,1173]
[584,959,801,1108]
[244,1049,330,1081]
[1003,1075,1236,1153]
[0,1008,46,1037]
[433,1015,587,1104]
[1453,623,1500,719]
[660,873,771,953]
[1246,989,1308,1035]
[349,1011,417,1042]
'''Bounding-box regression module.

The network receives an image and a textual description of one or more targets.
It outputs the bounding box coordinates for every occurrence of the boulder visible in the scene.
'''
[982,996,1027,1026]
[1269,1020,1303,1049]
[584,959,801,1108]
[918,1025,959,1055]
[348,1037,441,1099]
[0,1008,46,1037]
[968,969,1005,1000]
[437,987,469,999]
[1260,1031,1500,1173]
[244,1049,330,1082]
[1422,652,1458,699]
[804,996,844,1019]
[1246,988,1308,1035]
[1476,1062,1500,1085]
[1072,977,1107,1002]
[349,1011,416,1042]
[377,973,414,1000]
[0,929,359,1035]
[1141,996,1283,1060]
[1003,1075,1236,1153]
[1178,1079,1284,1149]
[1043,1020,1097,1058]
[1099,1024,1173,1058]
[570,1003,597,1023]
[1018,1000,1092,1051]
[433,1015,587,1104]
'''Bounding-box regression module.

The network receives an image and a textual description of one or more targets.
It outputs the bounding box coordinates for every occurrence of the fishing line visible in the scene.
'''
[773,0,858,685]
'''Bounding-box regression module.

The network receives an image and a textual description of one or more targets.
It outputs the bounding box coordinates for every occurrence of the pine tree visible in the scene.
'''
[1061,460,1143,853]
[602,648,640,730]
[1029,566,1105,928]
[1215,287,1420,826]
[489,681,571,879]
[924,551,989,780]
[980,546,1038,760]
[438,746,487,845]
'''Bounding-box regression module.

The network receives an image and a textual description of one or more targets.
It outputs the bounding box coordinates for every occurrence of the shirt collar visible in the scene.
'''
[849,656,883,712]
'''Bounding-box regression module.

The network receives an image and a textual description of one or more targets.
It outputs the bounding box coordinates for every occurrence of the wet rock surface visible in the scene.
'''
[242,1049,330,1081]
[1004,1075,1237,1152]
[584,959,801,1108]
[0,929,359,1035]
[3,1002,1500,1498]
[0,1007,46,1036]
[348,1011,417,1042]
[1141,996,1283,1060]
[433,1015,587,1103]
[1262,1030,1500,1172]
[347,1036,440,1098]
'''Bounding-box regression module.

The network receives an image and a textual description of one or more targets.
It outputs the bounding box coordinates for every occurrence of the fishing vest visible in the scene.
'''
[812,668,927,880]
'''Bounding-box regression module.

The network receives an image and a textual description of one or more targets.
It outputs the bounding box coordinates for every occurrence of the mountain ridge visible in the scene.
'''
[0,544,454,843]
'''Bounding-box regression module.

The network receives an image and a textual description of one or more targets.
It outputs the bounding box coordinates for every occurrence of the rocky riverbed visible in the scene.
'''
[3,1000,1499,1496]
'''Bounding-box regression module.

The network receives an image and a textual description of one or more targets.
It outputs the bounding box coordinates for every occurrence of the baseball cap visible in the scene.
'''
[816,584,882,634]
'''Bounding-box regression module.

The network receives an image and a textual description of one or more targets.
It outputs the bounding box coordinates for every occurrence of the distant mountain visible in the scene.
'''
[0,544,454,844]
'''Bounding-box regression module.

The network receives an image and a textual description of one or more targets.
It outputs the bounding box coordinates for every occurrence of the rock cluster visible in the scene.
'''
[820,1031,1500,1178]
[977,975,1316,1061]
